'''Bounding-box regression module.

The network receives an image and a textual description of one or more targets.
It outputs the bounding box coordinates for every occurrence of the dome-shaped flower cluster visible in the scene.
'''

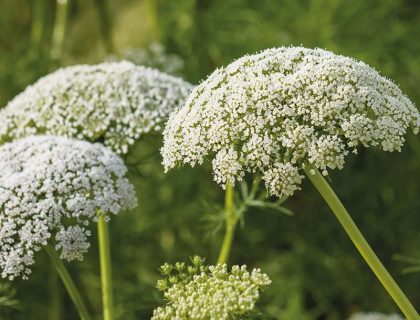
[162,47,419,197]
[0,61,193,154]
[152,256,271,320]
[0,136,137,280]
[348,312,405,320]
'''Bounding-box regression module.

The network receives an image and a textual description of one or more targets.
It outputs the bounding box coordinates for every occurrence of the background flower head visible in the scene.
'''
[0,61,193,154]
[162,47,419,197]
[348,312,405,320]
[0,136,137,280]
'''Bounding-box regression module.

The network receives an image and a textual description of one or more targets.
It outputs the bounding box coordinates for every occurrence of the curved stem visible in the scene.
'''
[97,214,115,320]
[304,165,419,320]
[45,245,92,320]
[217,184,238,264]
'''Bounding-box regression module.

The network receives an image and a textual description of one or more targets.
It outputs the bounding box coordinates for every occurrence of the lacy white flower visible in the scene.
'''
[152,256,271,320]
[348,312,405,320]
[0,136,137,280]
[162,47,419,197]
[0,61,193,154]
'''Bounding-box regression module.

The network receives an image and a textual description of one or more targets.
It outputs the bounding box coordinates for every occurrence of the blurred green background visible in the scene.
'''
[0,0,419,319]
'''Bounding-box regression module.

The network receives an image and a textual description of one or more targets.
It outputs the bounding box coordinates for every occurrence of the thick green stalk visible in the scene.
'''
[304,165,419,320]
[45,245,92,320]
[48,271,63,320]
[217,184,238,264]
[51,0,69,60]
[97,214,115,320]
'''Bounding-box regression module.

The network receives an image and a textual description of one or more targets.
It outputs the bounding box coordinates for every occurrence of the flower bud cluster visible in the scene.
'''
[152,257,271,320]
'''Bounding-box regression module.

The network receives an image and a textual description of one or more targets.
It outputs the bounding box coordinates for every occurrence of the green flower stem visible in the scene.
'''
[217,184,238,264]
[48,271,63,320]
[93,0,114,53]
[97,214,115,320]
[45,245,92,320]
[146,0,160,39]
[304,165,419,320]
[51,0,69,60]
[31,0,46,48]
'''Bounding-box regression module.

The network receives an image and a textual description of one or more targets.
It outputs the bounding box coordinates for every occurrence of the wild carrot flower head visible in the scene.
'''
[348,312,405,320]
[0,61,193,154]
[0,136,137,280]
[152,256,271,320]
[162,47,419,197]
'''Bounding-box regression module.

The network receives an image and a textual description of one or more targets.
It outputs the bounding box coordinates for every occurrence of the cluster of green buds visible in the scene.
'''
[152,256,271,320]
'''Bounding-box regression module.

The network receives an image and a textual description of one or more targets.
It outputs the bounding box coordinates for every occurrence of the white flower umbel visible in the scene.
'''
[0,136,137,280]
[0,61,193,154]
[152,257,271,320]
[162,47,420,319]
[162,47,419,197]
[348,312,405,320]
